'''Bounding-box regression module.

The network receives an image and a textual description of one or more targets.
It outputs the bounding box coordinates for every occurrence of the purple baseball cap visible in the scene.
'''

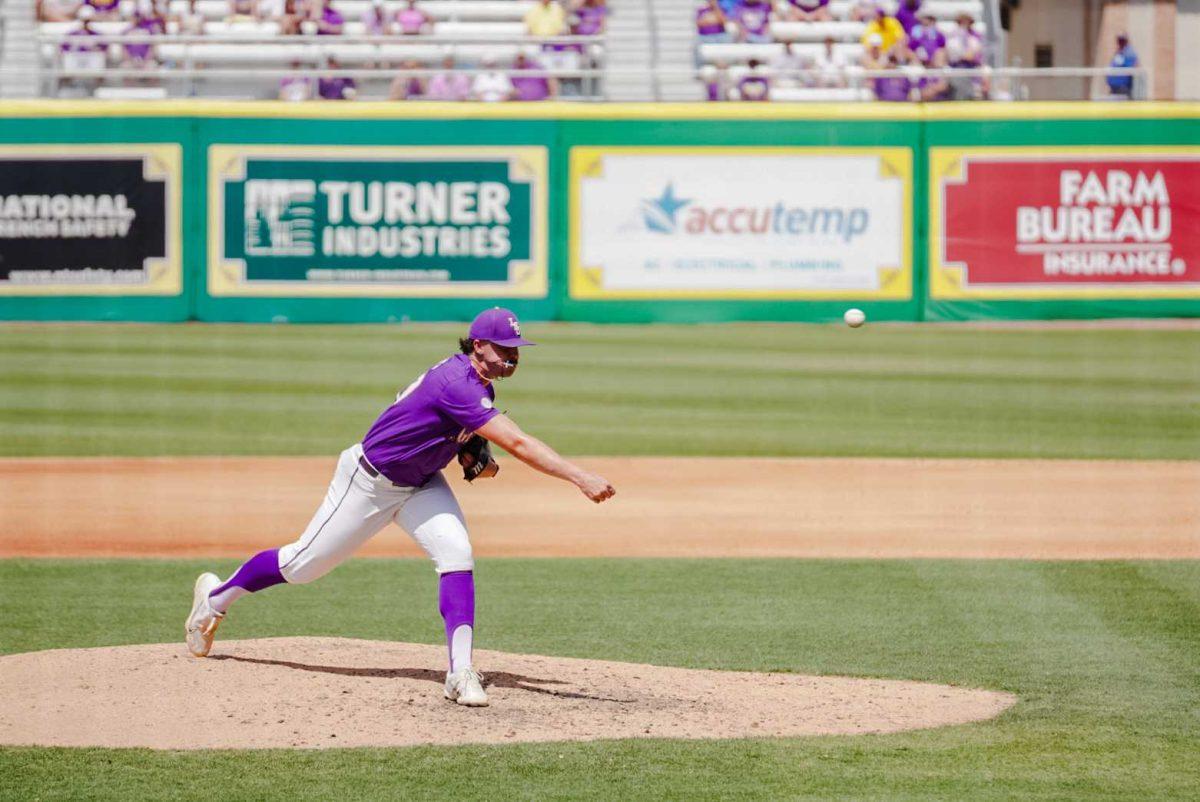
[467,307,536,348]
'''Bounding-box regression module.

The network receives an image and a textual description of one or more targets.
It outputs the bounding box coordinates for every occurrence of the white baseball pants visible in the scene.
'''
[277,443,474,584]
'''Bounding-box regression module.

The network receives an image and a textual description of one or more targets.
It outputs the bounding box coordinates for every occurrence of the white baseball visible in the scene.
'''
[843,308,866,328]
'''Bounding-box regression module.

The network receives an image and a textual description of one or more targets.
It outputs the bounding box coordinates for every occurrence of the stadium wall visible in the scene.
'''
[0,100,1196,323]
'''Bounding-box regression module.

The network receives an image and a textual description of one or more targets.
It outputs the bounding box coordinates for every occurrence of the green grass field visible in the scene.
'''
[1,322,1198,800]
[1,559,1198,800]
[1,323,1197,459]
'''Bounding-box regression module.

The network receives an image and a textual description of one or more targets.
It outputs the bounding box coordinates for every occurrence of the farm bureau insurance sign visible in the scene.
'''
[209,146,548,297]
[0,145,182,296]
[931,147,1200,299]
[569,147,911,299]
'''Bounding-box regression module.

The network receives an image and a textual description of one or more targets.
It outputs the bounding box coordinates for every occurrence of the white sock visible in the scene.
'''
[450,624,473,674]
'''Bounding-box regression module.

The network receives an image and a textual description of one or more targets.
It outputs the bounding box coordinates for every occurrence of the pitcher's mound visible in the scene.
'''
[0,637,1016,750]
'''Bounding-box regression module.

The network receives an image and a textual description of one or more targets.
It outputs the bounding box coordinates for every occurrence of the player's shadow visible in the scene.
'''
[210,654,634,703]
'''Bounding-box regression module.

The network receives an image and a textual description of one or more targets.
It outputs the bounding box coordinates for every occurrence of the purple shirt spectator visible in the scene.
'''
[696,2,725,35]
[360,7,390,34]
[894,0,920,35]
[395,5,428,34]
[873,72,911,101]
[512,58,552,100]
[318,75,355,99]
[573,3,607,35]
[60,25,102,52]
[426,71,472,100]
[362,353,498,487]
[909,21,945,64]
[733,0,770,40]
[737,73,769,100]
[124,16,164,62]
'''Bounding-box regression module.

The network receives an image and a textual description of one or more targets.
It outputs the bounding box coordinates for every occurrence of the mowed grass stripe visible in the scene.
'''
[1,323,1197,459]
[0,558,1197,800]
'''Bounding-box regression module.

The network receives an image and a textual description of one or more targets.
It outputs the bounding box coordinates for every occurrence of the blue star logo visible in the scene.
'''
[641,183,691,233]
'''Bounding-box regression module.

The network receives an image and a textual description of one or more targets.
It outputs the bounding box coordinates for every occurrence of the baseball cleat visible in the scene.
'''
[444,668,489,707]
[185,572,224,658]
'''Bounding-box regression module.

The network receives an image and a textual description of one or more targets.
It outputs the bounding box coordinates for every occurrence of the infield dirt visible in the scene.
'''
[0,637,1017,750]
[1,456,1196,559]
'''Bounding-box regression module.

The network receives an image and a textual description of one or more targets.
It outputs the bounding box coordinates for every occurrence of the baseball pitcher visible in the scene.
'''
[185,307,616,707]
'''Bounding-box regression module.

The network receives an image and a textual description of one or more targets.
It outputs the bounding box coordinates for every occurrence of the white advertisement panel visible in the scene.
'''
[570,147,912,300]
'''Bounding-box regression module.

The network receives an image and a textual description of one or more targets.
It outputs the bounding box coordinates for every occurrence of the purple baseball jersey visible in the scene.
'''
[361,354,498,487]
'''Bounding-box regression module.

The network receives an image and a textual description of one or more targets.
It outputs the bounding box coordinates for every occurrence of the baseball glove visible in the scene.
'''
[458,434,499,482]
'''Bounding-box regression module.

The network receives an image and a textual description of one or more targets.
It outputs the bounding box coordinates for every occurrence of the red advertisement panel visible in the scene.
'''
[940,153,1200,291]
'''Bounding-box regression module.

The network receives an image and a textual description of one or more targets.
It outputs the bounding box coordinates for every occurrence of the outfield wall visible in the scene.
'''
[0,101,1197,323]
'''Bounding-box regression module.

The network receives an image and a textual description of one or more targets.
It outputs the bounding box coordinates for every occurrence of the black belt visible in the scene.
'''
[359,453,416,488]
[357,454,379,478]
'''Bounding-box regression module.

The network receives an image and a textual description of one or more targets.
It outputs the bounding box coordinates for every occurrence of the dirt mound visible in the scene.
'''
[0,637,1015,750]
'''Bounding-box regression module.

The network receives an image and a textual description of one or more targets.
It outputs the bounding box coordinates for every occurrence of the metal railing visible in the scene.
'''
[8,28,1154,102]
[31,31,606,97]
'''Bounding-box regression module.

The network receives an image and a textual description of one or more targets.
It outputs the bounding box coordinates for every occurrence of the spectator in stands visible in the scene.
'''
[695,0,729,43]
[396,0,433,35]
[812,34,846,87]
[524,0,567,37]
[866,43,912,102]
[910,12,948,101]
[279,64,314,101]
[946,13,983,67]
[861,6,905,56]
[318,57,356,98]
[360,0,392,35]
[426,55,472,100]
[894,0,921,36]
[171,0,206,35]
[783,0,831,23]
[732,0,771,44]
[122,6,165,68]
[58,5,106,94]
[769,41,804,87]
[38,0,80,22]
[471,56,516,102]
[388,59,426,98]
[847,0,874,22]
[85,0,121,19]
[275,0,303,34]
[1106,33,1138,98]
[908,11,944,64]
[946,12,985,99]
[308,0,344,35]
[226,0,256,22]
[511,51,557,100]
[573,0,609,36]
[699,62,727,101]
[736,58,769,100]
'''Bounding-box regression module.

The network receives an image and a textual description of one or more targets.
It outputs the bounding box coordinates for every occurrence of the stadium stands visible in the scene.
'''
[33,0,608,100]
[691,0,997,101]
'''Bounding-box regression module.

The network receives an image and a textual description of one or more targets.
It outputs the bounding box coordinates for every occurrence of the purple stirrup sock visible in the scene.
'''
[207,548,287,614]
[439,571,475,674]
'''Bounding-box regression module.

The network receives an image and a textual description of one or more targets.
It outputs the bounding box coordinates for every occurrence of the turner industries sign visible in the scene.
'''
[931,148,1200,299]
[209,145,548,298]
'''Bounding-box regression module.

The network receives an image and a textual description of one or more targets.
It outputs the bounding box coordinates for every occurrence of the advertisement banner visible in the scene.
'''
[569,147,912,300]
[208,145,548,297]
[0,145,182,296]
[930,147,1200,299]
